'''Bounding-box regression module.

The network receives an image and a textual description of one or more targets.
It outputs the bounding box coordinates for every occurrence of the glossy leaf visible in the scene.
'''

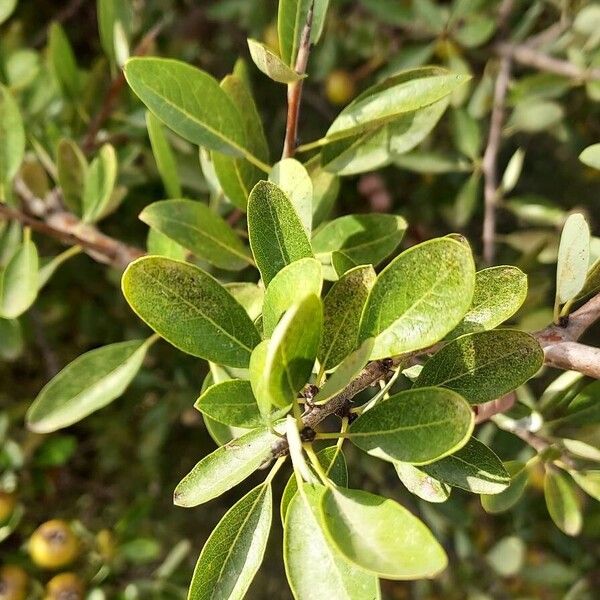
[415,330,543,405]
[187,483,272,600]
[251,295,322,415]
[318,265,376,371]
[421,438,510,494]
[451,266,528,337]
[278,0,312,66]
[284,483,379,600]
[359,238,475,359]
[280,446,347,523]
[247,181,313,286]
[140,200,253,271]
[326,68,470,141]
[348,387,474,465]
[57,139,87,215]
[122,257,261,367]
[269,158,313,237]
[481,461,528,513]
[0,236,39,319]
[312,214,406,281]
[81,144,117,223]
[0,84,25,196]
[174,427,277,507]
[262,257,322,337]
[247,39,303,83]
[195,380,264,429]
[556,213,590,304]
[544,469,582,536]
[212,73,267,210]
[26,338,155,433]
[321,487,447,579]
[145,111,181,198]
[395,463,451,503]
[124,58,250,158]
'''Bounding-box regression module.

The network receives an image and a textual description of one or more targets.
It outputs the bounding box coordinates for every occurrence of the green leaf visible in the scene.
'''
[56,139,88,215]
[26,338,155,433]
[451,266,528,337]
[269,159,313,237]
[321,99,448,176]
[0,317,23,361]
[573,257,600,303]
[0,84,25,198]
[212,73,268,210]
[37,246,82,291]
[247,39,303,83]
[247,181,313,286]
[262,257,322,337]
[579,143,600,170]
[97,0,132,65]
[140,200,253,271]
[544,469,582,536]
[195,379,266,429]
[278,0,312,67]
[0,235,39,319]
[321,487,447,579]
[174,427,277,507]
[319,265,376,371]
[549,380,600,429]
[485,536,525,577]
[122,256,260,368]
[124,58,257,160]
[82,144,117,223]
[326,68,470,141]
[0,0,17,25]
[284,483,379,600]
[311,0,330,44]
[359,237,475,359]
[502,148,525,193]
[451,108,481,161]
[481,461,528,513]
[348,387,474,465]
[188,483,272,600]
[450,171,480,229]
[570,470,600,501]
[421,438,510,494]
[146,228,187,261]
[314,339,374,405]
[556,213,590,304]
[395,463,451,503]
[145,111,182,198]
[312,214,406,281]
[48,22,80,98]
[280,446,347,523]
[250,294,322,415]
[415,330,543,405]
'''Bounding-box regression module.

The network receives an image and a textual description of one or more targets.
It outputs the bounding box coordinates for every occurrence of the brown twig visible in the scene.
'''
[282,2,314,159]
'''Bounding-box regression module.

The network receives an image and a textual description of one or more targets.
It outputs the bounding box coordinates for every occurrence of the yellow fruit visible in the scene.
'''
[28,520,79,570]
[0,565,28,600]
[96,529,116,561]
[44,572,85,600]
[0,492,16,523]
[325,70,356,106]
[262,22,279,53]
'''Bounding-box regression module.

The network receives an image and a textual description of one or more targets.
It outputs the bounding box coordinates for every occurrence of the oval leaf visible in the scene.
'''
[0,84,25,196]
[544,469,582,536]
[481,461,528,513]
[247,39,303,84]
[359,237,475,359]
[556,213,590,304]
[26,338,154,433]
[348,387,474,465]
[0,236,38,319]
[395,463,451,504]
[122,257,261,368]
[321,487,447,580]
[145,111,182,198]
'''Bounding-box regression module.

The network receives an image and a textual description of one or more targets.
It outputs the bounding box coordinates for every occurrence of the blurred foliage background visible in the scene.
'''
[1,0,600,598]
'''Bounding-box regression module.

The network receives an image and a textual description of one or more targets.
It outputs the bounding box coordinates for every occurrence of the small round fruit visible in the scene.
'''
[325,70,356,106]
[28,520,79,570]
[44,572,84,600]
[0,565,28,600]
[0,492,16,523]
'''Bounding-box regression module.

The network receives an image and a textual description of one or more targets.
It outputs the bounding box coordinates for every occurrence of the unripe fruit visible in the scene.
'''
[28,520,79,570]
[44,572,85,600]
[325,70,356,106]
[262,22,279,53]
[0,565,28,600]
[0,492,16,523]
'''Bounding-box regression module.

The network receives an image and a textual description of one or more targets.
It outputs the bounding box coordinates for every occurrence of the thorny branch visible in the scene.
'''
[282,2,314,159]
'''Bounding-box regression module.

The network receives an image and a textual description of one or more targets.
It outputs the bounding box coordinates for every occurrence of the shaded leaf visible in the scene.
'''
[82,144,117,223]
[56,139,87,215]
[570,470,600,501]
[544,469,582,536]
[481,461,529,513]
[49,22,80,98]
[0,84,25,196]
[145,111,182,198]
[0,235,38,319]
[556,213,590,304]
[395,462,451,503]
[122,257,261,368]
